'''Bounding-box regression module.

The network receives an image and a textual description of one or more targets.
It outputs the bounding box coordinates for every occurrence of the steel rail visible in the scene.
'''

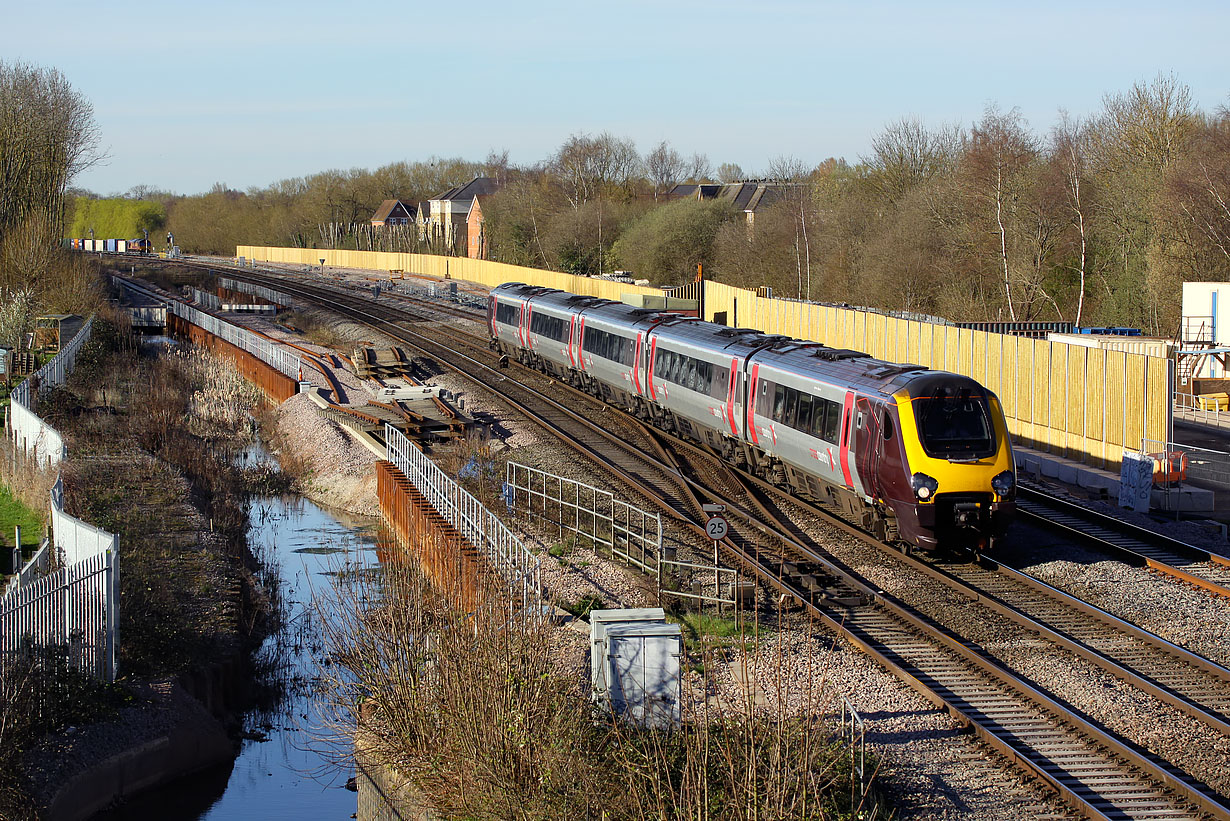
[130,264,1230,819]
[1018,485,1230,600]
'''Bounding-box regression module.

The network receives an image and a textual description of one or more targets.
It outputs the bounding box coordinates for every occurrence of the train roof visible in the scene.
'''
[751,341,990,399]
[652,316,786,356]
[579,299,670,329]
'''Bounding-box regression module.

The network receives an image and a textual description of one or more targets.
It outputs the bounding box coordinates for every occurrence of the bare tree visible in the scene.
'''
[865,117,960,205]
[716,162,744,184]
[767,156,815,299]
[961,106,1038,320]
[551,132,642,209]
[687,153,713,183]
[645,141,685,200]
[0,61,100,243]
[1052,112,1093,324]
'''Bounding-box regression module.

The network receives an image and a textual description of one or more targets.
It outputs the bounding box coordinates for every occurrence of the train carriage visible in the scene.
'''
[572,301,666,410]
[645,321,775,455]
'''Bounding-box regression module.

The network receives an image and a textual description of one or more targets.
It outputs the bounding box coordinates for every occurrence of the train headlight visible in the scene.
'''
[912,473,938,501]
[991,470,1016,499]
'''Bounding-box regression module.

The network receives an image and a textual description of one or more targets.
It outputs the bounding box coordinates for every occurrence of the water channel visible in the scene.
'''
[96,478,376,820]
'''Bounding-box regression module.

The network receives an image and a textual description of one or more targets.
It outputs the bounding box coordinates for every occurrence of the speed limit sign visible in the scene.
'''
[705,515,729,541]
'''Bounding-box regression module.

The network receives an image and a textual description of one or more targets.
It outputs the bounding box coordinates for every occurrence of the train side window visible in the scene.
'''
[772,384,786,420]
[796,394,813,433]
[823,399,840,442]
[783,388,799,427]
[710,365,729,399]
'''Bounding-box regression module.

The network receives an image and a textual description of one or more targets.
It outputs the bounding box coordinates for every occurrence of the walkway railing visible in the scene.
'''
[112,274,300,380]
[385,425,540,613]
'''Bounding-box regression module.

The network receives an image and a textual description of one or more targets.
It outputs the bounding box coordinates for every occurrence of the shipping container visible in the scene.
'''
[955,320,1075,338]
[116,239,127,253]
[1048,332,1176,359]
[104,239,116,252]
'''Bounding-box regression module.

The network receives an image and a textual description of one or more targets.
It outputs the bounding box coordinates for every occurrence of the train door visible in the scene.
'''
[854,396,881,500]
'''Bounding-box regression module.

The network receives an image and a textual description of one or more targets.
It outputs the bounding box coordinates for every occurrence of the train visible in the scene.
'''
[67,238,154,254]
[489,282,1017,553]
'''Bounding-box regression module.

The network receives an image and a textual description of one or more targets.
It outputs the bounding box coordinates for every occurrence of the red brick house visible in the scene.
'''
[466,195,490,259]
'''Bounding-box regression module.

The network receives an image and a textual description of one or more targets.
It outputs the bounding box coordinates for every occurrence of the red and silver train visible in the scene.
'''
[489,283,1016,552]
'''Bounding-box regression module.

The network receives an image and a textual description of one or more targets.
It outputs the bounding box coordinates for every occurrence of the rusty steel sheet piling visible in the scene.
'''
[167,313,298,403]
[375,460,491,611]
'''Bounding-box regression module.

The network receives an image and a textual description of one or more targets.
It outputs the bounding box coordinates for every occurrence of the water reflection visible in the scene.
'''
[94,494,377,820]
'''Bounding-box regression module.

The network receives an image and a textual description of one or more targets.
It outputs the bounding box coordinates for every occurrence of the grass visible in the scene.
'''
[0,482,45,551]
[557,594,605,619]
[671,610,771,644]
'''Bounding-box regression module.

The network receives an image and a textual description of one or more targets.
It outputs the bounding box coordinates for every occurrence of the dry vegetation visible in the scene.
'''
[0,321,286,819]
[317,554,884,821]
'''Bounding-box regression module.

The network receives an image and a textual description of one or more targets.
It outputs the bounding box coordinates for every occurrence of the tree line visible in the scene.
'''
[0,61,101,349]
[75,74,1230,335]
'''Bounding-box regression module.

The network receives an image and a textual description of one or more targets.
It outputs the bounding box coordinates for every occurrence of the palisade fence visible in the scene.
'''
[237,246,1173,471]
[2,316,120,682]
[504,461,738,608]
[384,425,541,613]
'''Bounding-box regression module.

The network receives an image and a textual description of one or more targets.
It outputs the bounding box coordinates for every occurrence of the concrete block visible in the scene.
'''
[1150,486,1216,513]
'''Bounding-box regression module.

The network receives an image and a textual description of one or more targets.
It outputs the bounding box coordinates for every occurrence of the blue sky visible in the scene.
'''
[9,0,1229,195]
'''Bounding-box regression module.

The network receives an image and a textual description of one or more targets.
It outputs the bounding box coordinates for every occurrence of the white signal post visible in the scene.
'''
[703,505,728,610]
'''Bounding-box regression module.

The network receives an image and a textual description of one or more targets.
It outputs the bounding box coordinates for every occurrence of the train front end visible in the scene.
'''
[891,374,1015,552]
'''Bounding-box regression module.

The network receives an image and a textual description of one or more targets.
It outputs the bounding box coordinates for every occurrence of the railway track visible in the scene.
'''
[1017,485,1230,600]
[136,263,1230,819]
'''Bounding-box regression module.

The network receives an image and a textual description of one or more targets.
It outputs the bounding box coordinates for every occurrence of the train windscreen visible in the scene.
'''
[915,386,996,459]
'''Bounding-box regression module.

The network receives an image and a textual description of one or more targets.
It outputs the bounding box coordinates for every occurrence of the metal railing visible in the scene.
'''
[190,286,222,311]
[505,462,661,574]
[113,275,300,379]
[166,298,300,379]
[1174,392,1229,429]
[385,425,541,613]
[1143,438,1230,491]
[218,276,294,308]
[504,461,738,608]
[839,696,872,805]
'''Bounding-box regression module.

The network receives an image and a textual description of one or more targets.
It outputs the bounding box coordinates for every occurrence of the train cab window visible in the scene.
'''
[916,386,995,459]
[882,414,894,440]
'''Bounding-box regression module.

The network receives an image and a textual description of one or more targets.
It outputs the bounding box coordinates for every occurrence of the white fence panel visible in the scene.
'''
[9,400,64,467]
[51,478,118,564]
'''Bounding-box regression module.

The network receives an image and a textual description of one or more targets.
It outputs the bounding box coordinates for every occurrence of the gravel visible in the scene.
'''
[237,280,1080,819]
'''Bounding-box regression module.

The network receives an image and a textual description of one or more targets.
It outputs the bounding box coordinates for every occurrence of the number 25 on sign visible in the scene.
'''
[705,515,729,541]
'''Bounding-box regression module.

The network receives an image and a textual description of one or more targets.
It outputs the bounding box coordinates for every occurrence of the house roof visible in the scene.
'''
[430,176,501,203]
[371,199,415,223]
[666,182,788,210]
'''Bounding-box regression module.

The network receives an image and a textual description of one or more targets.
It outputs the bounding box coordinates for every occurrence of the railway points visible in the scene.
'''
[111,256,1230,820]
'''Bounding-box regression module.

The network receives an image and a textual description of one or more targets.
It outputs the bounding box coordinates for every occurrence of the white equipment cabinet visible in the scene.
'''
[589,607,681,728]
